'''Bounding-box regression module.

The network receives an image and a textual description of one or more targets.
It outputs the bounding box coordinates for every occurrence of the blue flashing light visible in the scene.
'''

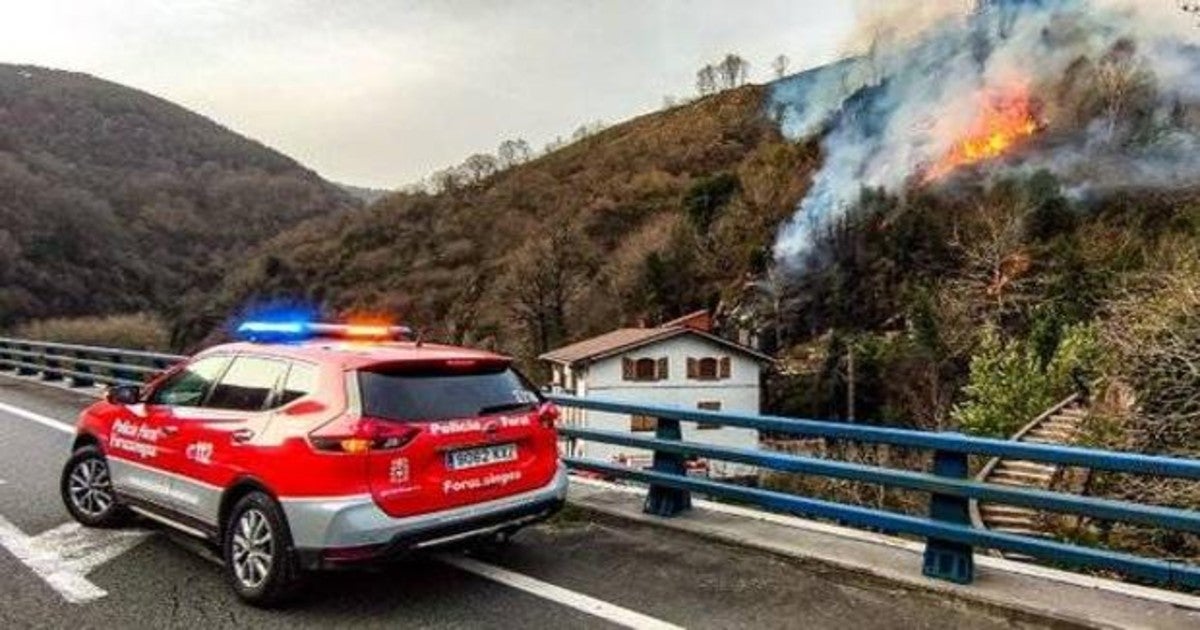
[235,320,310,341]
[238,321,307,335]
[234,319,414,343]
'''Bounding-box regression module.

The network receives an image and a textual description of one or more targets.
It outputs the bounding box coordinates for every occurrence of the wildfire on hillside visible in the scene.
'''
[924,86,1042,182]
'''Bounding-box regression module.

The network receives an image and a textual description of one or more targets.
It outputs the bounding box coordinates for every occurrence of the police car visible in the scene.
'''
[59,321,567,605]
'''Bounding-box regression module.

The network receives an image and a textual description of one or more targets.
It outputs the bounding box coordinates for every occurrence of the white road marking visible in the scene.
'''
[439,554,685,630]
[0,514,149,603]
[0,400,75,435]
[0,400,150,603]
[1,395,682,621]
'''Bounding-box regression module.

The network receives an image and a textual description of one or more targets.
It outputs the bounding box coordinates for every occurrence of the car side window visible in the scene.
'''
[205,356,289,412]
[278,363,319,406]
[148,356,231,407]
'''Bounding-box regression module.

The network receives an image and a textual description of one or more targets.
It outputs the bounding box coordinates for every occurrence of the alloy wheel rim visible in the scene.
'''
[231,509,274,589]
[67,458,114,518]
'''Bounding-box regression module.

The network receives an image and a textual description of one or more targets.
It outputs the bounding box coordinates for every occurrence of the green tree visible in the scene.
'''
[953,324,1100,437]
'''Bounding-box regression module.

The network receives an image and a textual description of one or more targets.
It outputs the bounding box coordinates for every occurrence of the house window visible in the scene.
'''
[631,414,658,432]
[696,401,722,430]
[687,356,731,380]
[623,357,668,381]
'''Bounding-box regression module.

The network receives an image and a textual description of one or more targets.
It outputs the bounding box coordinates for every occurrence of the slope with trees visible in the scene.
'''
[183,85,817,369]
[0,64,357,329]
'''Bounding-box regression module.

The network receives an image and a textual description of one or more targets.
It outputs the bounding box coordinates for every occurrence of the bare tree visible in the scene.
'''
[1091,40,1156,141]
[502,230,595,356]
[1180,1,1200,26]
[515,138,531,161]
[543,136,566,155]
[461,153,499,183]
[717,54,749,90]
[771,54,790,79]
[429,166,467,194]
[497,138,532,169]
[696,64,717,96]
[947,196,1033,319]
[571,120,606,142]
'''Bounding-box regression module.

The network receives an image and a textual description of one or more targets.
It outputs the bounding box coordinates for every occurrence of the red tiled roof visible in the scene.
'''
[538,328,677,365]
[661,310,712,332]
[539,326,772,365]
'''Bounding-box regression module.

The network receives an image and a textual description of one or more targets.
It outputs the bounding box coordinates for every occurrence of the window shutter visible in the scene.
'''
[686,358,698,379]
[622,357,634,381]
[656,357,669,380]
[719,357,731,379]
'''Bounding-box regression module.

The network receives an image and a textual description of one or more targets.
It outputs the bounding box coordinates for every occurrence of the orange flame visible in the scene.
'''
[925,87,1040,181]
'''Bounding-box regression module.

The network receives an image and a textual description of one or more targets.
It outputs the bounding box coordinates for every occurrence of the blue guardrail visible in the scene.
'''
[2,335,1197,590]
[548,394,1200,589]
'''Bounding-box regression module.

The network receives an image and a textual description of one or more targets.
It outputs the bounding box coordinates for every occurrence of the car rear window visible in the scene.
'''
[359,363,541,422]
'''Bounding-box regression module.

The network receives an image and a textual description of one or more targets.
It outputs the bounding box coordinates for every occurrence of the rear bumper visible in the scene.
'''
[283,464,568,567]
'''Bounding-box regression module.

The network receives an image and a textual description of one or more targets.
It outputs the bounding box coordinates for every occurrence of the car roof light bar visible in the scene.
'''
[235,321,413,342]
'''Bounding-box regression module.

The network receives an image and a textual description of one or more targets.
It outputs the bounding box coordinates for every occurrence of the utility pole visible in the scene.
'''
[846,342,856,422]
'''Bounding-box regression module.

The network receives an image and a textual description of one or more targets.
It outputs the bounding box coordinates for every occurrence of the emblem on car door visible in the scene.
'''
[483,420,500,441]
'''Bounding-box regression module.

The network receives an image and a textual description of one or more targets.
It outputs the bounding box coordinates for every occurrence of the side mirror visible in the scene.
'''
[107,385,142,405]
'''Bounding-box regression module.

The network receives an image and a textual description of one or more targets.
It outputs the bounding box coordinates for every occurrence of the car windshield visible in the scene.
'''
[359,363,540,422]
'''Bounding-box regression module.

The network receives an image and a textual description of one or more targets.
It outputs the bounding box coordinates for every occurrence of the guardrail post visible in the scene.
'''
[41,349,63,381]
[922,449,974,584]
[16,343,36,376]
[110,353,135,384]
[0,341,12,371]
[70,349,94,388]
[643,416,691,517]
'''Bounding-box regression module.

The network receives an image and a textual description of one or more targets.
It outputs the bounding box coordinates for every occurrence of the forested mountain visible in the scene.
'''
[0,64,357,327]
[180,85,817,355]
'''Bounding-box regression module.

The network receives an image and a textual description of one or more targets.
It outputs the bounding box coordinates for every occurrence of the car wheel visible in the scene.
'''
[223,491,303,607]
[60,446,130,528]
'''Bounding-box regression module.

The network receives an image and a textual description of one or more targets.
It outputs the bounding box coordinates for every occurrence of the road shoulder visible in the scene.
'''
[568,478,1200,630]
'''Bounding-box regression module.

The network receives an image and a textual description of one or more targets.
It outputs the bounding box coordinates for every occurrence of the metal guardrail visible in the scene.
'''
[548,394,1200,589]
[969,390,1086,557]
[0,337,184,388]
[2,336,1197,590]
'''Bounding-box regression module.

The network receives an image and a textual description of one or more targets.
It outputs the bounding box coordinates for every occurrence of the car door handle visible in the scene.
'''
[160,425,179,436]
[230,429,255,444]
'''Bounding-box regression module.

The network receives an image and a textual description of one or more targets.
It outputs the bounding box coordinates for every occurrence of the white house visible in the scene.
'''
[539,311,772,478]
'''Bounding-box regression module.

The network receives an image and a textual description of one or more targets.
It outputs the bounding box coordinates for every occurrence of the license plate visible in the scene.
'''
[447,443,517,470]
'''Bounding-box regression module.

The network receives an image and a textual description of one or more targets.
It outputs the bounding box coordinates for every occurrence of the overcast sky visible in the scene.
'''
[0,1,858,188]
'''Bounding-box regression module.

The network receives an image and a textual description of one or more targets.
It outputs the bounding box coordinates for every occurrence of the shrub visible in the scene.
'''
[683,172,740,233]
[953,324,1100,437]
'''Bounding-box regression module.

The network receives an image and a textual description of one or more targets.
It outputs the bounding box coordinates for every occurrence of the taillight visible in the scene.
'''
[309,416,420,454]
[537,402,561,429]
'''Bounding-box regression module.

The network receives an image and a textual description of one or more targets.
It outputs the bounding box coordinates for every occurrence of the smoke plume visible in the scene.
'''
[771,0,1200,263]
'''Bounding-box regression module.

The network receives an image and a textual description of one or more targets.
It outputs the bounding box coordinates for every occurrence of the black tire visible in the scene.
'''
[60,446,131,528]
[222,491,304,607]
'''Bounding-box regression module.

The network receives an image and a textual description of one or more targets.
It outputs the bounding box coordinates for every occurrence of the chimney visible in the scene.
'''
[662,310,712,332]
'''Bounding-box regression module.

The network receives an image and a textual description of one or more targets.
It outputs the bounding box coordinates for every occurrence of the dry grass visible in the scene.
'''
[11,313,170,351]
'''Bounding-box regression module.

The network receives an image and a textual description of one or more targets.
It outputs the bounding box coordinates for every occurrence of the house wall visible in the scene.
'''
[561,334,762,477]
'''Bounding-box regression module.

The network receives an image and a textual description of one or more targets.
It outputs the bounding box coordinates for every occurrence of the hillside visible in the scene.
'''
[0,64,357,328]
[181,85,818,362]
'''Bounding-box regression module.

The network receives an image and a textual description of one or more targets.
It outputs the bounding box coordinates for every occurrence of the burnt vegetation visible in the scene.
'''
[186,85,818,377]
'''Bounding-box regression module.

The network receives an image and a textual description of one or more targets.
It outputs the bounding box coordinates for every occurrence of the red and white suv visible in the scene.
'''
[59,323,566,605]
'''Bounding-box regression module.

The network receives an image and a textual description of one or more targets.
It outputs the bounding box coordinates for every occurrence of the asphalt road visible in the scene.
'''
[0,375,1052,629]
